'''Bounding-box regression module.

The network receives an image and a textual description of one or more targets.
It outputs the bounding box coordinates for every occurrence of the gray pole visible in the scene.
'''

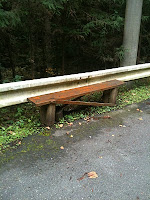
[121,0,143,66]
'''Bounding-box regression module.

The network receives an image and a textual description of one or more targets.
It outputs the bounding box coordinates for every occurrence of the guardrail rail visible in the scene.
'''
[1,63,150,108]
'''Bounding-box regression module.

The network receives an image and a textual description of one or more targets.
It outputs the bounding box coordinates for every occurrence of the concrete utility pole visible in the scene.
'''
[121,0,143,66]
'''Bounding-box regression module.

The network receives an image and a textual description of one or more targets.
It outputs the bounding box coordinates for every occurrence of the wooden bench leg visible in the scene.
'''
[102,88,118,104]
[40,104,56,126]
[109,88,118,104]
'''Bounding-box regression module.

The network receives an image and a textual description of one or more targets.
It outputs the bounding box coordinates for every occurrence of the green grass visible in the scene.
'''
[0,78,150,151]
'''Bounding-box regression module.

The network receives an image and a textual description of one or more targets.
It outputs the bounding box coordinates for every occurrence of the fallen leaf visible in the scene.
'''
[68,122,73,126]
[88,171,98,179]
[66,132,70,135]
[46,126,51,130]
[112,135,115,137]
[18,141,21,145]
[140,110,143,113]
[8,131,16,135]
[60,146,64,150]
[136,108,140,111]
[8,131,13,134]
[99,156,103,159]
[119,125,126,127]
[138,117,143,120]
[59,124,63,128]
[79,122,82,125]
[102,115,111,119]
[84,117,90,121]
[70,135,73,138]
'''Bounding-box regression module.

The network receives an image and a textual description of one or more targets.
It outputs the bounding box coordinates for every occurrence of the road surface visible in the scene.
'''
[0,100,150,200]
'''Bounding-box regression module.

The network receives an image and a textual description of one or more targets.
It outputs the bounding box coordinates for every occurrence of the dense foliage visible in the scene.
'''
[0,0,150,83]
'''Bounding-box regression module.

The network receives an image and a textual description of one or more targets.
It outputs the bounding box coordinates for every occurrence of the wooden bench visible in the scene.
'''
[28,79,124,126]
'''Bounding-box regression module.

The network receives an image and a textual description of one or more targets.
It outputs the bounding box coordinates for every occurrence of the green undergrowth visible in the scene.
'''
[0,78,150,151]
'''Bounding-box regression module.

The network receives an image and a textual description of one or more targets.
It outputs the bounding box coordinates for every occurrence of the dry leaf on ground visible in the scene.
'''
[77,171,98,181]
[68,122,73,126]
[119,125,126,127]
[60,146,64,150]
[59,124,63,128]
[46,126,51,130]
[88,171,98,179]
[138,117,143,120]
[102,115,111,119]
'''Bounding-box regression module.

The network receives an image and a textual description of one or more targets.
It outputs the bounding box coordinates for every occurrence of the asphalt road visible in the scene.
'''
[0,100,150,200]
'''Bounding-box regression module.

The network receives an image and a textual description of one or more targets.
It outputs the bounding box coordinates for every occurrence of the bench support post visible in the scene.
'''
[109,88,118,104]
[102,88,118,104]
[40,104,56,126]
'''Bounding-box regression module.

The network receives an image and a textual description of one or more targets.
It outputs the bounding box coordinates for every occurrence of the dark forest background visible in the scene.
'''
[0,0,150,83]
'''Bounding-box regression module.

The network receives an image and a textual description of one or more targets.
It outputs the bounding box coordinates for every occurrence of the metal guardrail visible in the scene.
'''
[1,63,150,108]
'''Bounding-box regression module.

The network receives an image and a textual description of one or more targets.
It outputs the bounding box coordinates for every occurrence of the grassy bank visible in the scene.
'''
[0,78,150,151]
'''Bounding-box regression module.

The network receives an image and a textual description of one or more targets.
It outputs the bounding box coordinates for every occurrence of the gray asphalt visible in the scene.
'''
[0,100,150,200]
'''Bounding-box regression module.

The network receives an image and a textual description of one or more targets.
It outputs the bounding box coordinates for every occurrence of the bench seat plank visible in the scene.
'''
[28,80,124,106]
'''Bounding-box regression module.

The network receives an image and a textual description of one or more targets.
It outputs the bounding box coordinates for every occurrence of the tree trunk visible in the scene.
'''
[0,69,2,83]
[41,38,47,78]
[62,37,65,75]
[28,0,35,79]
[44,17,52,75]
[7,35,16,79]
[121,0,143,66]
